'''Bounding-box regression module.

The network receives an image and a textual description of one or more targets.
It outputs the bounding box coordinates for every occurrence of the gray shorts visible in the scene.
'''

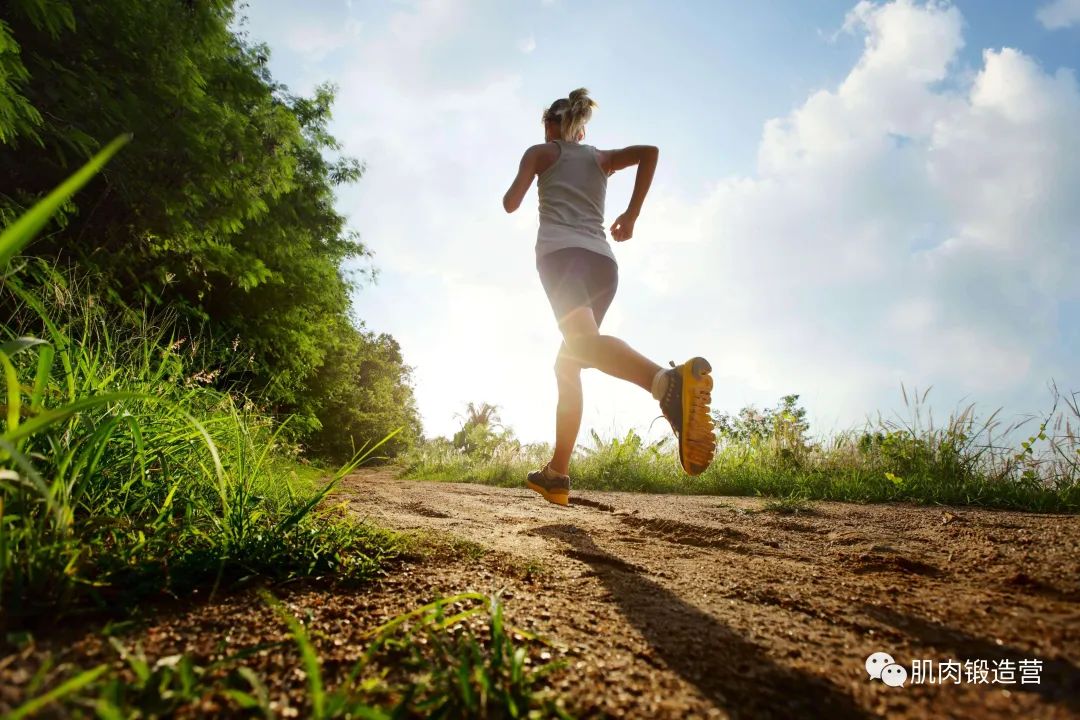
[536,248,619,327]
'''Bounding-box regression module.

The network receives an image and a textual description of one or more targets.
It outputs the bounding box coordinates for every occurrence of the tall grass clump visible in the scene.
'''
[400,403,549,487]
[400,436,550,488]
[401,390,1080,512]
[0,141,400,621]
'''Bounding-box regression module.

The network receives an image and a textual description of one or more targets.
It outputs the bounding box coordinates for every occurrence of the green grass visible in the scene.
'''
[400,391,1080,512]
[0,144,403,620]
[0,267,404,619]
[0,265,411,619]
[9,592,569,718]
[761,494,815,515]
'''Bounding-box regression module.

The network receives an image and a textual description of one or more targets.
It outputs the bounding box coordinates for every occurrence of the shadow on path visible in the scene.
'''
[533,523,868,719]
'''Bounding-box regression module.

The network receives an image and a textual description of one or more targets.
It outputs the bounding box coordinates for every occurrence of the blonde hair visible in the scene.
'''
[542,88,597,142]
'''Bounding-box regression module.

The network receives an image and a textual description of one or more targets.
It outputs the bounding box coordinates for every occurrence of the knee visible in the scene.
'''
[554,354,582,387]
[562,331,598,358]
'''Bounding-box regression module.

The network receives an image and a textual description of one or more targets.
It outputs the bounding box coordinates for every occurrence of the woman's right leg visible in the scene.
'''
[558,305,662,392]
[557,305,716,477]
[546,307,660,477]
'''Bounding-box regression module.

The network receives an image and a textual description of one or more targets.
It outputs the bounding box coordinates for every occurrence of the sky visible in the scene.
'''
[237,0,1080,444]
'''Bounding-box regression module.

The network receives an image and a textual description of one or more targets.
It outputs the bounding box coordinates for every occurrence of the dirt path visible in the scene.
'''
[339,469,1080,719]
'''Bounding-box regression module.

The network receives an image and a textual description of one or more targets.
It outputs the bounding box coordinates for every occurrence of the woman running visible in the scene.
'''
[502,88,716,506]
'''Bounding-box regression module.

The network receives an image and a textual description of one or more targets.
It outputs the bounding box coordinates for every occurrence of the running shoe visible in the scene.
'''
[526,464,570,506]
[658,357,716,476]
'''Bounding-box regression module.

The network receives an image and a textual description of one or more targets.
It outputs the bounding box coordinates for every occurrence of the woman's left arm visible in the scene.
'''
[502,146,541,213]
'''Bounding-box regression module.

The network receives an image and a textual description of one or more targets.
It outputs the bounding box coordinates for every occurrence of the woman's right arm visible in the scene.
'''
[503,146,542,213]
[600,145,659,241]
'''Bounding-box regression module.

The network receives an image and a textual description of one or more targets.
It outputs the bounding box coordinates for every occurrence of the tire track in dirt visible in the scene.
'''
[339,469,1080,719]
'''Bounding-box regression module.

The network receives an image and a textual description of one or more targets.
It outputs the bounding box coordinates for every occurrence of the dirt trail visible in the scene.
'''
[340,469,1080,719]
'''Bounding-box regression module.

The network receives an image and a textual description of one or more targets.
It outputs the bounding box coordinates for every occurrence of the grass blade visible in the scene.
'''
[0,337,48,356]
[7,664,108,720]
[30,343,55,412]
[0,351,21,434]
[0,135,130,268]
[1,392,142,444]
[263,591,325,718]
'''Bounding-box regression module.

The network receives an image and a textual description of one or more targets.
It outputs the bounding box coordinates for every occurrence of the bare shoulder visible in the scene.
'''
[526,142,560,175]
[532,142,560,160]
[599,144,659,174]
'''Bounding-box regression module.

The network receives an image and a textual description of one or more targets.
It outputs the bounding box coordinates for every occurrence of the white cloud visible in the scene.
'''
[237,2,362,64]
[1037,0,1080,29]
[626,0,1079,427]
[518,36,536,54]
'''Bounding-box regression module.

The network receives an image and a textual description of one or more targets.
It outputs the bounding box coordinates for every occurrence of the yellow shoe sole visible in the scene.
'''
[527,479,569,506]
[679,357,716,476]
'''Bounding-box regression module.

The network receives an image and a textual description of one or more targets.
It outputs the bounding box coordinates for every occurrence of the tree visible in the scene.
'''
[713,394,810,449]
[304,327,423,464]
[452,402,516,457]
[457,402,503,430]
[0,0,420,458]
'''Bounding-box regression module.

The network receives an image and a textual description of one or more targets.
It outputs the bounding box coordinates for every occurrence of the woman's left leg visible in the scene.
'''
[549,344,583,476]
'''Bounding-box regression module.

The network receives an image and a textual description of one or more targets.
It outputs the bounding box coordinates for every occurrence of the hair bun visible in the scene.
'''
[544,88,597,141]
[568,87,596,110]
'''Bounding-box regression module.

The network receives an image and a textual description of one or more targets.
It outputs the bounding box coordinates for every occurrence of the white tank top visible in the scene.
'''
[535,140,616,263]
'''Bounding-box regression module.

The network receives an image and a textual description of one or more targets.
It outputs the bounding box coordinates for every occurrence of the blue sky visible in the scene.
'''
[238,0,1080,443]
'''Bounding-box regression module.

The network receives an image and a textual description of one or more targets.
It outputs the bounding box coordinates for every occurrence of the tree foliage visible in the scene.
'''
[713,394,810,447]
[452,402,518,458]
[305,328,422,463]
[0,0,421,457]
